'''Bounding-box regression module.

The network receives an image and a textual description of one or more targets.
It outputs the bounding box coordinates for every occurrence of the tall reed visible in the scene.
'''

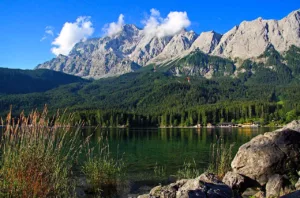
[207,138,234,178]
[82,136,125,196]
[176,160,201,179]
[0,106,83,197]
[153,162,167,178]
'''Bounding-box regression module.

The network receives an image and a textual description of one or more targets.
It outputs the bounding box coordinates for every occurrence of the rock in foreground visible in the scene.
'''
[140,121,300,198]
[231,127,300,186]
[139,173,233,198]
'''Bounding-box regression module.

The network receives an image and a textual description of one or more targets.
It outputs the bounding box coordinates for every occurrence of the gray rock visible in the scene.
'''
[187,189,206,197]
[242,188,263,198]
[198,172,222,184]
[188,182,233,198]
[266,174,284,198]
[252,191,265,198]
[146,173,233,198]
[176,177,202,197]
[231,127,300,186]
[190,31,222,54]
[212,10,300,60]
[280,120,300,133]
[149,185,163,197]
[137,194,150,198]
[222,171,254,193]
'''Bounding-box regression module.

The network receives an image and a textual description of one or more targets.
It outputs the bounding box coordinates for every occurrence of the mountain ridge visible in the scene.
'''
[36,9,300,79]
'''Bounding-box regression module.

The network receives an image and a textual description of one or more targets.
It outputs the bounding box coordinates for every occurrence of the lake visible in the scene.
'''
[83,127,277,196]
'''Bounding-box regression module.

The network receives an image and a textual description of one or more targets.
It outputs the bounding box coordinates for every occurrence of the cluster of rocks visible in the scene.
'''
[140,120,300,198]
[138,173,233,198]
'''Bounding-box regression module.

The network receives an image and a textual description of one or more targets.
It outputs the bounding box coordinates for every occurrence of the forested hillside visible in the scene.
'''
[1,46,300,127]
[0,68,87,94]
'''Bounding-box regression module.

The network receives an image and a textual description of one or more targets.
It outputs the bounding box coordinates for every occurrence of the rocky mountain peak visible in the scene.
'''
[288,9,300,18]
[37,9,300,79]
[212,9,300,59]
[190,31,222,53]
[107,24,141,43]
[118,24,141,37]
[148,30,198,63]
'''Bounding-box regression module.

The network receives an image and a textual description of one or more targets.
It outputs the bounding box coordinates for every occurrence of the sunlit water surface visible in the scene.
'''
[83,127,276,196]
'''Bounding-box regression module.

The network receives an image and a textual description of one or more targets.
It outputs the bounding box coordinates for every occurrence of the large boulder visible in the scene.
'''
[231,124,300,186]
[280,120,300,132]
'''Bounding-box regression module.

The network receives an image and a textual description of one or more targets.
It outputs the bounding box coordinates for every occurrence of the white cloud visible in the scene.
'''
[40,26,54,41]
[40,36,47,42]
[103,14,125,37]
[45,26,54,36]
[51,16,94,56]
[143,9,191,37]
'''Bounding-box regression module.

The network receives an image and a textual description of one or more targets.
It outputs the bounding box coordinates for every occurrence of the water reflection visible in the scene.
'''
[83,127,275,184]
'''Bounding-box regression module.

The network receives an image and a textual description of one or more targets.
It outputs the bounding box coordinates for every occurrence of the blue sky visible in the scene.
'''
[0,0,299,69]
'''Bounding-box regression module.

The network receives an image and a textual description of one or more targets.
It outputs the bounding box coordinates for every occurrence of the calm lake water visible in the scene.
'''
[84,127,277,196]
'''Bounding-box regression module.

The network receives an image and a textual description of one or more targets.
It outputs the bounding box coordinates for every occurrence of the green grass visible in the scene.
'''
[207,138,234,178]
[174,139,234,180]
[153,162,167,178]
[82,137,125,195]
[176,160,202,179]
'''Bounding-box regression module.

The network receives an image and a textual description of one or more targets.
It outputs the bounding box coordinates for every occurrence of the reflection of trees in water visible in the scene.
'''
[79,127,271,189]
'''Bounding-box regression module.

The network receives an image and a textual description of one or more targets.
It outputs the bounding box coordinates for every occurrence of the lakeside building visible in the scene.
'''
[207,123,215,128]
[242,122,261,128]
[218,122,239,128]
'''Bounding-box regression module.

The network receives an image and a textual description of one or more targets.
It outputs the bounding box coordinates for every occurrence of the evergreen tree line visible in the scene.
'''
[70,101,300,127]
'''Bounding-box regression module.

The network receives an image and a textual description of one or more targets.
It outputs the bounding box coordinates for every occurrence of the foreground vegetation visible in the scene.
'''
[207,138,234,178]
[0,107,124,197]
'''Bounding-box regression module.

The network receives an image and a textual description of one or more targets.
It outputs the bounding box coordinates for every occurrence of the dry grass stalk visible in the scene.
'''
[0,106,82,197]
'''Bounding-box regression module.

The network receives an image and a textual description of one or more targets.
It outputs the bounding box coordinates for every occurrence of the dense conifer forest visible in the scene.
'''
[1,46,300,127]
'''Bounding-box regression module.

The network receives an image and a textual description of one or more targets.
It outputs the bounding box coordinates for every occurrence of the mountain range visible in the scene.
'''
[36,9,300,79]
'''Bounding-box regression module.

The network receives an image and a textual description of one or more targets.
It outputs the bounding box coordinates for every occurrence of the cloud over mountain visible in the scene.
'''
[51,16,94,56]
[143,9,191,37]
[103,14,125,37]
